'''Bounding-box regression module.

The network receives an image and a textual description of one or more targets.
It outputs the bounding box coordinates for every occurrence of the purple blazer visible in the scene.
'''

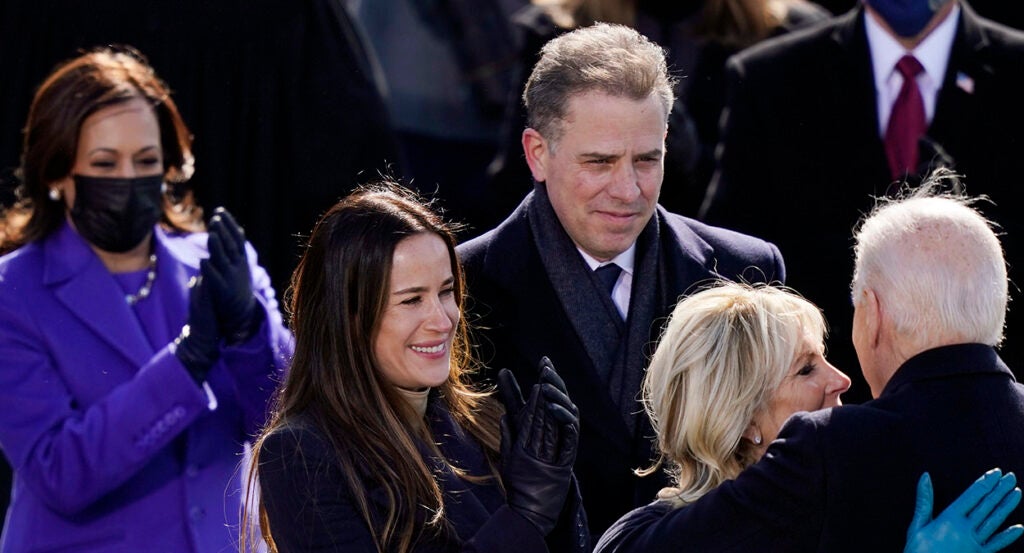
[0,222,293,552]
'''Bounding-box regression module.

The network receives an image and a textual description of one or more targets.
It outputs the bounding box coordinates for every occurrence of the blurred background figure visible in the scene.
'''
[699,0,1024,402]
[0,47,292,551]
[683,0,830,191]
[350,0,522,237]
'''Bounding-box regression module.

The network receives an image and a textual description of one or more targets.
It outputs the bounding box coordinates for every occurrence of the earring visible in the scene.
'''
[48,188,61,201]
[754,435,763,445]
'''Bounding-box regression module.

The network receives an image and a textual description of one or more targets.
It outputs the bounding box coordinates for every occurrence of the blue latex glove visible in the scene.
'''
[905,469,1023,553]
[173,274,221,384]
[204,207,260,343]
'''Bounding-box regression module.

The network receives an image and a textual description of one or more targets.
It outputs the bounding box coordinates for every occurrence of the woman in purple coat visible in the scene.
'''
[0,47,293,552]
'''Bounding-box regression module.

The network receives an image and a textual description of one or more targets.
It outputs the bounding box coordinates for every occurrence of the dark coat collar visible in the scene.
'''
[880,343,1014,397]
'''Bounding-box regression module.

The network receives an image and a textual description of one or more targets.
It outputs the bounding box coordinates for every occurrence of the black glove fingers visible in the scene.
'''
[541,382,579,419]
[528,392,559,462]
[188,273,205,310]
[206,228,229,269]
[213,207,246,260]
[546,401,576,426]
[499,415,514,460]
[539,403,566,464]
[498,368,526,419]
[538,357,569,395]
[200,258,229,296]
[210,215,243,266]
[521,384,545,454]
[556,418,579,467]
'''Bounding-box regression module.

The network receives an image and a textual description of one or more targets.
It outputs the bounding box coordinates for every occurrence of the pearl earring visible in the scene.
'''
[48,188,61,201]
[754,435,763,445]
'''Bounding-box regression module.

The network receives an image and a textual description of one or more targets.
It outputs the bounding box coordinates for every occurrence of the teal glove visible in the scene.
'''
[905,469,1023,553]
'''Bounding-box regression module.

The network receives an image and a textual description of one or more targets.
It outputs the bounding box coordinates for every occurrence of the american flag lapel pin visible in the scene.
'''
[956,71,975,94]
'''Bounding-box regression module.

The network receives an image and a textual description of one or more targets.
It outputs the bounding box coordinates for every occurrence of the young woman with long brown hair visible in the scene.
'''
[247,183,588,552]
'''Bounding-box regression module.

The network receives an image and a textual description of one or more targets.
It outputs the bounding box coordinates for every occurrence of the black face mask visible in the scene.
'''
[70,174,165,253]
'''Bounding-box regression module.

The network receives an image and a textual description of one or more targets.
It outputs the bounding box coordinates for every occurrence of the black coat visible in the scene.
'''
[457,191,785,538]
[594,344,1024,552]
[258,399,588,552]
[700,2,1024,403]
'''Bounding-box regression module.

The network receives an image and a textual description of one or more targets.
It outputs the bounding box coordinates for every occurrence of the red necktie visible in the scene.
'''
[884,55,926,179]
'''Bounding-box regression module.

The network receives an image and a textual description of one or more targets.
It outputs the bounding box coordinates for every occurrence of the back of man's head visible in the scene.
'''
[851,172,1007,352]
[523,22,675,144]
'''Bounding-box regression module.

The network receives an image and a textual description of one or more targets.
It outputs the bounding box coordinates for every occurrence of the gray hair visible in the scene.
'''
[851,172,1007,350]
[640,282,825,507]
[523,22,676,143]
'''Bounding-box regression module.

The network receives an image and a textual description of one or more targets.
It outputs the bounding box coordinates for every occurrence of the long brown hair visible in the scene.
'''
[1,45,201,252]
[246,182,502,552]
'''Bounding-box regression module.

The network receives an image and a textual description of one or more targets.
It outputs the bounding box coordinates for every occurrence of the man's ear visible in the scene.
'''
[862,288,882,349]
[522,127,549,183]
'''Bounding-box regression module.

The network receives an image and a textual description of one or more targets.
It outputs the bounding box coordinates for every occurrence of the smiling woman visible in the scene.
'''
[374,232,460,390]
[247,182,589,553]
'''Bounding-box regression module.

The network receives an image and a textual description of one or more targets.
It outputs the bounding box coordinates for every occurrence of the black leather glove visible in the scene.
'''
[173,273,221,384]
[498,357,580,535]
[204,207,260,344]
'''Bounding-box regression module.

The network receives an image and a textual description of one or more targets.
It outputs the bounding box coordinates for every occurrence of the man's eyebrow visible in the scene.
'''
[578,152,616,160]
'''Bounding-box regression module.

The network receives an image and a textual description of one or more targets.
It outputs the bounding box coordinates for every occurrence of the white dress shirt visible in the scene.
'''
[578,244,636,320]
[865,4,960,136]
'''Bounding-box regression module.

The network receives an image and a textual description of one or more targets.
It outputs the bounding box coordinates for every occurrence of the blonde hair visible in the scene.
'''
[639,282,825,507]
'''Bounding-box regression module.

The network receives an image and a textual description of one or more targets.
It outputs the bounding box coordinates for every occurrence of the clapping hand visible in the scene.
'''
[497,357,580,535]
[203,208,260,343]
[905,469,1023,553]
[173,274,221,384]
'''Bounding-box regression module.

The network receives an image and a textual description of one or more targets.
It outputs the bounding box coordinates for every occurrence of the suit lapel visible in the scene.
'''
[480,197,633,454]
[829,6,892,189]
[929,3,990,177]
[43,222,155,368]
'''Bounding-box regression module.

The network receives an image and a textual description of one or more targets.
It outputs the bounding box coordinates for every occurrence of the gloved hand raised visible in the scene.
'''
[905,469,1023,553]
[497,357,580,535]
[173,274,221,384]
[204,207,260,344]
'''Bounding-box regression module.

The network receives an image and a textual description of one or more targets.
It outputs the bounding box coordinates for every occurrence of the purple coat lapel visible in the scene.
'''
[41,223,199,369]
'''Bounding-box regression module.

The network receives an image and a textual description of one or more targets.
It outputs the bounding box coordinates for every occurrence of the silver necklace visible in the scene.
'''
[125,253,158,306]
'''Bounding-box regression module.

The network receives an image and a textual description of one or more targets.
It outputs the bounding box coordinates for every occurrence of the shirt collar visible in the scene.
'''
[577,242,637,275]
[865,4,960,87]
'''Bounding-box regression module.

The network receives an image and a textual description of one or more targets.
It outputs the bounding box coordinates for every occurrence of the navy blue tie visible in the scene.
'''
[594,263,622,297]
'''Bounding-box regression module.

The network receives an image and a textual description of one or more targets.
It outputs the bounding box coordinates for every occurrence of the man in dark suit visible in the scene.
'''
[700,0,1024,403]
[457,23,786,538]
[596,179,1024,552]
